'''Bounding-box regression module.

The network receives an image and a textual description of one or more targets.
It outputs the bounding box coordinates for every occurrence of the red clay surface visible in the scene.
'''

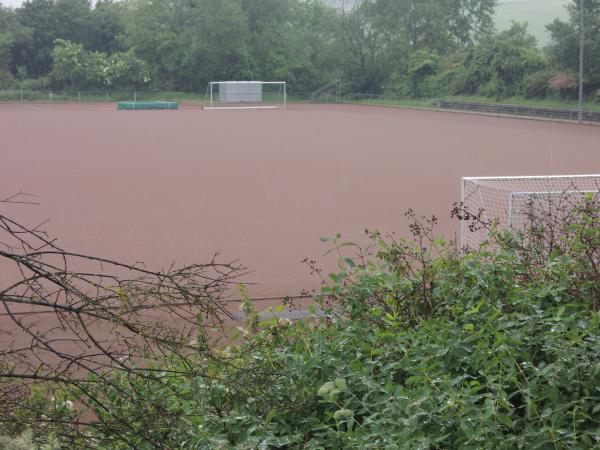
[1,102,600,300]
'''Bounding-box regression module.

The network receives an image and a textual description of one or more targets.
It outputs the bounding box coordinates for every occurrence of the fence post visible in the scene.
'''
[106,91,109,100]
[134,91,137,102]
[20,88,23,102]
[78,91,81,102]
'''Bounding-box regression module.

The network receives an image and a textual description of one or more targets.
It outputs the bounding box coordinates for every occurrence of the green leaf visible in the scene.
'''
[333,409,354,422]
[265,409,277,423]
[317,381,336,398]
[555,306,566,321]
[497,414,513,427]
[334,378,348,392]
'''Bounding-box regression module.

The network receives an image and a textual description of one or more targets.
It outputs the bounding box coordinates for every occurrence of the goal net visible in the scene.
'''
[205,81,286,110]
[461,175,600,248]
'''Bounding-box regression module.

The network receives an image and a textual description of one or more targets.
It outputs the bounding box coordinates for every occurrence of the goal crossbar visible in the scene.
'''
[464,174,600,182]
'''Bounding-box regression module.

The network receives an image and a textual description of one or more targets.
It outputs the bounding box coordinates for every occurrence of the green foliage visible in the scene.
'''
[375,0,496,53]
[9,199,599,448]
[49,39,87,87]
[2,0,594,102]
[0,4,31,85]
[10,0,123,78]
[85,0,125,54]
[453,23,547,98]
[521,69,554,98]
[547,0,600,92]
[0,430,60,450]
[406,49,442,98]
[0,431,36,450]
[338,0,496,94]
[121,0,252,91]
[50,39,149,89]
[0,0,502,96]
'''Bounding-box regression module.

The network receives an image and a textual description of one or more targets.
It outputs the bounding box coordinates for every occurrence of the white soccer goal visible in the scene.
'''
[461,175,600,248]
[204,81,287,110]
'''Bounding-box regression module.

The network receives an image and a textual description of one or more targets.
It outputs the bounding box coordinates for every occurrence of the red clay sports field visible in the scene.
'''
[1,102,599,301]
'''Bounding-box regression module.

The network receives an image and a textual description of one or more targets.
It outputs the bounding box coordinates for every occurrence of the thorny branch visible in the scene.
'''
[0,193,256,445]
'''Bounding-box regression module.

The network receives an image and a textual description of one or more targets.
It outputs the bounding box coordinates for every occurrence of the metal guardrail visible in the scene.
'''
[437,100,600,123]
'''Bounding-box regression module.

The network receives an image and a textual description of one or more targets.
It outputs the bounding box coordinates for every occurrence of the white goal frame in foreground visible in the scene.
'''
[204,81,287,110]
[461,174,600,248]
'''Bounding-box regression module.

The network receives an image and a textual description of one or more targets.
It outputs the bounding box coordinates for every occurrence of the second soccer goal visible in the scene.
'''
[460,174,600,248]
[205,81,287,110]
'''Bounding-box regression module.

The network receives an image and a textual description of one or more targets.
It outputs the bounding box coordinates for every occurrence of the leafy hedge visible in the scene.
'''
[5,199,600,449]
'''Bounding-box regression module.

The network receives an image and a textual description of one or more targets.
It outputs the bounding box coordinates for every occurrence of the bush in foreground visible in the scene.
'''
[2,198,599,448]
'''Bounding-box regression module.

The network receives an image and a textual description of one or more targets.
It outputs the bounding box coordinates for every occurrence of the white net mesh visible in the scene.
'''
[461,175,600,248]
[219,82,262,103]
[207,81,286,109]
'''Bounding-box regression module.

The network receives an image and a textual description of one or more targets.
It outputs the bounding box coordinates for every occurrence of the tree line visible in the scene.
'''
[0,0,598,101]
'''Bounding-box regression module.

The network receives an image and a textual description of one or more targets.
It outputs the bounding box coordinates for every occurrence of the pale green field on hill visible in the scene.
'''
[496,0,570,44]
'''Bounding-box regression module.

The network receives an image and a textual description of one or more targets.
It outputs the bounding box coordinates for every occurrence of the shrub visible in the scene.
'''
[72,207,600,448]
[451,24,547,99]
[2,197,599,448]
[0,68,16,89]
[50,39,151,90]
[16,76,51,91]
[521,69,554,98]
[549,74,578,99]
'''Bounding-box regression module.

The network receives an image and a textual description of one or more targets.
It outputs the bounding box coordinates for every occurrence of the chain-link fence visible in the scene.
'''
[0,89,208,103]
[1,88,597,124]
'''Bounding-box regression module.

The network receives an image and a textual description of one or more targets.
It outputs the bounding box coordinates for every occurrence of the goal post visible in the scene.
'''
[460,174,600,248]
[204,81,287,110]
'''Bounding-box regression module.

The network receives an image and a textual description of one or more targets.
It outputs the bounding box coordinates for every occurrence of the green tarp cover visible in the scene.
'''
[117,101,178,110]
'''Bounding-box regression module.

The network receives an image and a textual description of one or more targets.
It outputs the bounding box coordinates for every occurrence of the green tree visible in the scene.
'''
[50,38,150,88]
[238,0,340,91]
[0,6,17,77]
[406,49,442,97]
[334,0,497,94]
[49,39,91,87]
[0,4,32,84]
[86,0,124,54]
[13,0,93,77]
[454,23,546,98]
[375,0,497,53]
[121,0,250,91]
[547,0,600,92]
[103,50,150,87]
[285,0,341,92]
[338,1,389,93]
